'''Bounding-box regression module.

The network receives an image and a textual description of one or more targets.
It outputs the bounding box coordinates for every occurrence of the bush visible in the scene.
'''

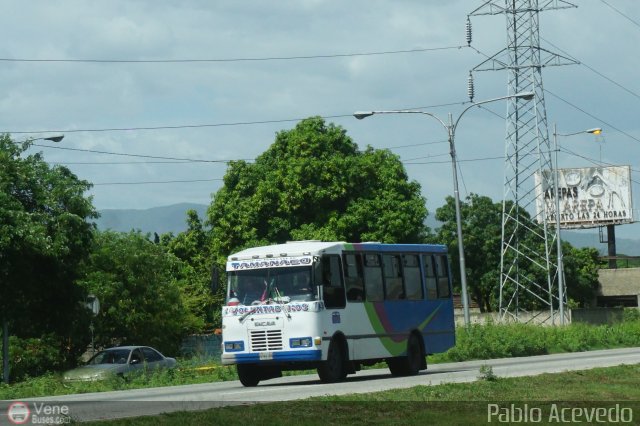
[446,323,548,362]
[0,334,67,383]
[444,319,640,363]
[623,308,640,323]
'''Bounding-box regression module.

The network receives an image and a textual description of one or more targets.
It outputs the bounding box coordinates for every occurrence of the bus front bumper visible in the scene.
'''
[221,349,322,365]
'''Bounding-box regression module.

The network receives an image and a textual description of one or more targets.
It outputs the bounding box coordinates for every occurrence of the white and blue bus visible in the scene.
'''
[221,241,455,386]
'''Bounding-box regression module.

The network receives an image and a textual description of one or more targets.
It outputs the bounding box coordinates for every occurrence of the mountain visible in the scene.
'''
[94,203,208,235]
[562,230,640,256]
[95,205,640,255]
[426,216,640,256]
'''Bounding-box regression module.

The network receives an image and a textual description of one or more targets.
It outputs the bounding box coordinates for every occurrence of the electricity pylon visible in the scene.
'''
[468,0,578,323]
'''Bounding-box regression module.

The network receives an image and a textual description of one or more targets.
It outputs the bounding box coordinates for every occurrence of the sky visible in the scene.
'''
[2,0,640,240]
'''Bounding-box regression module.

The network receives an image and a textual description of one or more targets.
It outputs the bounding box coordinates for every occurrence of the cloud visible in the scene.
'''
[0,0,638,238]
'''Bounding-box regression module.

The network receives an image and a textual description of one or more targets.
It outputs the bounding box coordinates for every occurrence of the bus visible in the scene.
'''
[221,241,455,387]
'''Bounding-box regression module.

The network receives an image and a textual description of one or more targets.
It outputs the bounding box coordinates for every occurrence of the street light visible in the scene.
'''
[26,135,65,143]
[2,133,64,384]
[552,125,602,325]
[354,92,534,327]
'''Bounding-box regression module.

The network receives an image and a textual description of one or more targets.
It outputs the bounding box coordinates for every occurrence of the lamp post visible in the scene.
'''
[2,134,64,384]
[28,135,65,144]
[552,125,602,325]
[355,92,534,327]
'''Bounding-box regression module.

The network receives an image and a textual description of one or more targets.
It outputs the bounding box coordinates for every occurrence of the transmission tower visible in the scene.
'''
[468,0,577,323]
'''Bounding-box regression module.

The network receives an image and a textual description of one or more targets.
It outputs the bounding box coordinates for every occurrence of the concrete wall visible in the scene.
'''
[598,268,640,298]
[572,307,624,325]
[454,309,569,327]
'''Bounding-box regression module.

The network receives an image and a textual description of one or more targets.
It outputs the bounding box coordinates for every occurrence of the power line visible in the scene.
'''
[387,140,448,149]
[560,146,640,186]
[405,155,503,165]
[541,37,640,101]
[599,0,640,30]
[559,145,640,174]
[6,101,467,135]
[544,89,640,144]
[0,45,466,64]
[33,143,249,163]
[92,178,223,186]
[37,137,451,167]
[403,152,450,162]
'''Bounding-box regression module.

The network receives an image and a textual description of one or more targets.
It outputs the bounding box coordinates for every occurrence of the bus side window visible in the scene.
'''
[344,253,365,302]
[383,254,404,300]
[403,254,423,300]
[435,255,451,298]
[321,254,346,308]
[423,254,438,300]
[363,253,384,302]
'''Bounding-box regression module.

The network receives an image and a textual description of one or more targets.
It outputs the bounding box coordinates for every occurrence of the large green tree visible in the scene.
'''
[207,116,429,258]
[0,135,96,361]
[79,231,202,355]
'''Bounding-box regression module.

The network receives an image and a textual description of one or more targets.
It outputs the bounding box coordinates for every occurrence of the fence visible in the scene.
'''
[180,334,222,359]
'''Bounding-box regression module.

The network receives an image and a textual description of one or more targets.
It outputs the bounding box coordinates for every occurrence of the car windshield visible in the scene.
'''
[228,266,315,304]
[88,349,131,365]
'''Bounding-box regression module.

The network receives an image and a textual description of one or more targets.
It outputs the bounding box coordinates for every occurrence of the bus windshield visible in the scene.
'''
[228,266,315,305]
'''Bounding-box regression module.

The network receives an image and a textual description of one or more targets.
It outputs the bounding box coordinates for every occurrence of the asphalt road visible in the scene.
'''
[3,347,640,423]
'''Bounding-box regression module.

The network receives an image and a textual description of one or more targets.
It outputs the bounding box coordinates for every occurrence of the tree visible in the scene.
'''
[79,231,201,355]
[434,194,504,312]
[207,116,429,258]
[162,210,219,330]
[435,193,602,312]
[561,243,600,307]
[0,135,97,375]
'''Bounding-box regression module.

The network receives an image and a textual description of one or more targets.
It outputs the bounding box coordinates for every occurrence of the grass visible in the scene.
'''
[86,364,640,425]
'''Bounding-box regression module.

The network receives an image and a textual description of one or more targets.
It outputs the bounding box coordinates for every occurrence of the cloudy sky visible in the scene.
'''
[2,1,639,239]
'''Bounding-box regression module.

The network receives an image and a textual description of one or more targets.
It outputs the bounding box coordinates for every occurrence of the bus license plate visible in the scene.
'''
[259,351,273,361]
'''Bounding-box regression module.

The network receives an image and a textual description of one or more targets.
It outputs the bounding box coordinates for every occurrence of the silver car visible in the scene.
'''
[63,346,177,382]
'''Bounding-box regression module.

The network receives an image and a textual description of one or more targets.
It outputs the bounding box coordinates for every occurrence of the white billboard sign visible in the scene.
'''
[534,165,633,229]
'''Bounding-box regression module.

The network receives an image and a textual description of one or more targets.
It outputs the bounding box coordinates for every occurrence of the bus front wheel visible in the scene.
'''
[237,364,260,387]
[317,339,346,383]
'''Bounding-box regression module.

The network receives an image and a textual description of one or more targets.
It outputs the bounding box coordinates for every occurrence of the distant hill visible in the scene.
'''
[94,203,208,235]
[562,230,640,256]
[426,215,639,256]
[95,205,639,255]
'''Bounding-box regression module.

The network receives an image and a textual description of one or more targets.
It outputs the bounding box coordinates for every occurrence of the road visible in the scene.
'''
[2,347,640,423]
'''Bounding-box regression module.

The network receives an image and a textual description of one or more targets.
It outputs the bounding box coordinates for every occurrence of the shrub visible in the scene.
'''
[0,334,67,383]
[623,308,640,323]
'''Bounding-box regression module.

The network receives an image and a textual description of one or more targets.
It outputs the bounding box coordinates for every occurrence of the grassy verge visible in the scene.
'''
[2,319,640,400]
[87,364,640,425]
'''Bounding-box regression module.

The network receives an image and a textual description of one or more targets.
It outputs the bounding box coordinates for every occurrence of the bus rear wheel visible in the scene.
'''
[387,334,423,376]
[237,364,260,387]
[317,339,346,383]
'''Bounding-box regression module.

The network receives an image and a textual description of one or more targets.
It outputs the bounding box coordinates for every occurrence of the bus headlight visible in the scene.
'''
[224,341,244,352]
[289,337,312,348]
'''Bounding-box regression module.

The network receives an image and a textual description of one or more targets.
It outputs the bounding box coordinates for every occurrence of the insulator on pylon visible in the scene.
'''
[466,17,472,46]
[467,73,474,102]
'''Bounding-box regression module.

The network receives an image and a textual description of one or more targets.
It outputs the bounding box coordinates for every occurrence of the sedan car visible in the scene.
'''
[63,345,177,382]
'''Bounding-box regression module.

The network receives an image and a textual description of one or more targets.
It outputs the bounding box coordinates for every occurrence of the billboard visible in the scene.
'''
[534,165,633,229]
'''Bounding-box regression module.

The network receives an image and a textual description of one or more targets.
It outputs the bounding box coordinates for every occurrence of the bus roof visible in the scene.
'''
[228,241,447,261]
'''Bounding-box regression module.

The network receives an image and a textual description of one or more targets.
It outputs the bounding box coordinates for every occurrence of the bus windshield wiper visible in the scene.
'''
[239,307,257,323]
